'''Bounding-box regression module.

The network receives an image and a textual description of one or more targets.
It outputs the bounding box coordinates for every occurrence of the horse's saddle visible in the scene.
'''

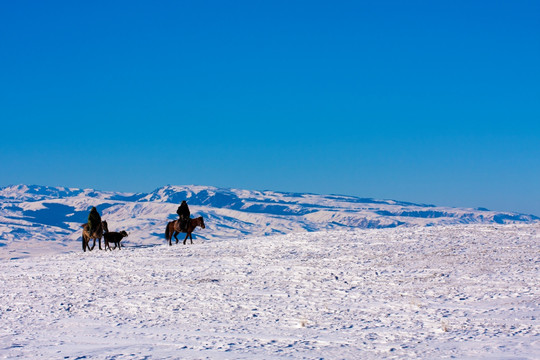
[174,219,188,232]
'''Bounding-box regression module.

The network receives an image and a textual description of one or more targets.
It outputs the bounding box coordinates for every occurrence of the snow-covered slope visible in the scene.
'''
[1,224,538,358]
[0,184,538,259]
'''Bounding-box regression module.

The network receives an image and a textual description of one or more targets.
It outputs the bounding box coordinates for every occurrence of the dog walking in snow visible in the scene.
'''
[103,230,128,250]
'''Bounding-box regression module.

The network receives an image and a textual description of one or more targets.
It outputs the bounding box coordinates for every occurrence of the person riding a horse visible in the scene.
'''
[176,200,190,232]
[88,206,102,234]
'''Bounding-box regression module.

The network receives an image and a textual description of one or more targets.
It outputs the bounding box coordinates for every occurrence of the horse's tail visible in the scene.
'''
[81,224,87,252]
[165,221,170,240]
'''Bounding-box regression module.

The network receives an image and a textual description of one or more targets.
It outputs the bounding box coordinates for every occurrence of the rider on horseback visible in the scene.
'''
[176,200,190,232]
[87,206,102,234]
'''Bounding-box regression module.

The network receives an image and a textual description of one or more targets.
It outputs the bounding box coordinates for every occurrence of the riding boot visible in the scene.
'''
[179,218,185,232]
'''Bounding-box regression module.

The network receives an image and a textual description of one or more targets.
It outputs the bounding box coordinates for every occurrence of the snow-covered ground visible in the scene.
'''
[1,224,538,359]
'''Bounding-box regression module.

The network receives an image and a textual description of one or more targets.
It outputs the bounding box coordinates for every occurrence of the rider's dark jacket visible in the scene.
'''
[176,201,190,219]
[88,207,101,232]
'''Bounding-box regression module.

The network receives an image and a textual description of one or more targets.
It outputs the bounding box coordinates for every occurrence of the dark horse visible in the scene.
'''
[165,216,206,246]
[82,220,109,252]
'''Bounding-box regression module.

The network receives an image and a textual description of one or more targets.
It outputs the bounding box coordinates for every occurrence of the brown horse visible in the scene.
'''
[165,216,206,246]
[82,220,109,252]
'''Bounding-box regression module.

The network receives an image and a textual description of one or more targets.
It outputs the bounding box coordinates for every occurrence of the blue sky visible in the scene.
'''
[1,1,539,215]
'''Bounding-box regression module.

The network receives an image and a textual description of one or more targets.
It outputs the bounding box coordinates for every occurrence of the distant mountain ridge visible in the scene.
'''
[0,184,538,259]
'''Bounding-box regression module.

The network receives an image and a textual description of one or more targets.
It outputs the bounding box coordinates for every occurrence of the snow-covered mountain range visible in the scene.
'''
[0,184,538,259]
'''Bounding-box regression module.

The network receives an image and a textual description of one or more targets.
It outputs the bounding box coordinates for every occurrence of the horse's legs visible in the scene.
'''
[98,237,102,250]
[174,231,180,244]
[89,237,96,251]
[183,232,190,245]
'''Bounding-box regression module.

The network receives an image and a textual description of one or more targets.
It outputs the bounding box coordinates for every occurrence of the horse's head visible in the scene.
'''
[102,220,109,233]
[198,216,206,229]
[120,230,128,238]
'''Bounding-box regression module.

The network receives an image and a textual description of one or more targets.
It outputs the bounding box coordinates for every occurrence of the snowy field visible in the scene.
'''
[1,224,539,359]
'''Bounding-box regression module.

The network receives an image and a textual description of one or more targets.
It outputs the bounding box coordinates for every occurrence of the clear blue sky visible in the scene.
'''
[1,1,539,215]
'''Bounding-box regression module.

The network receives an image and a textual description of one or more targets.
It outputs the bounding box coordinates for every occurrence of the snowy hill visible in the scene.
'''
[1,224,538,358]
[0,184,538,259]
